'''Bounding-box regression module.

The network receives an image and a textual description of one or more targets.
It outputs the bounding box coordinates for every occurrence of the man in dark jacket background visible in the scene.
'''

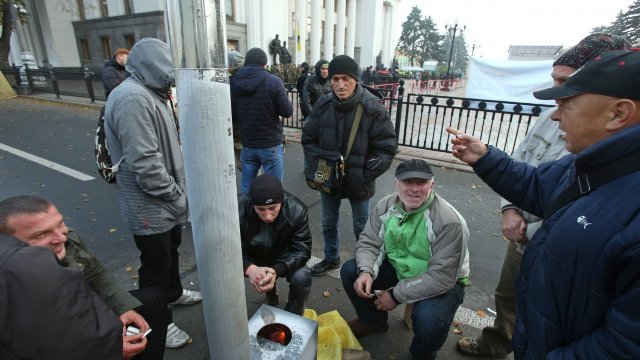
[302,55,397,276]
[300,59,331,118]
[231,47,293,193]
[238,174,312,315]
[102,48,129,99]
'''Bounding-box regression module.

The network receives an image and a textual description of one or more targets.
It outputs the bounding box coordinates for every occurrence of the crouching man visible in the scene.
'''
[239,174,312,315]
[340,159,470,360]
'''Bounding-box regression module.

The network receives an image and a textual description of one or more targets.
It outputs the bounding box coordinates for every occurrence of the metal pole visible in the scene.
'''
[444,24,457,91]
[164,1,250,359]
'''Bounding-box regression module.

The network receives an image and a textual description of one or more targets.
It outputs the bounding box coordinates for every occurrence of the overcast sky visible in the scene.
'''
[397,0,635,59]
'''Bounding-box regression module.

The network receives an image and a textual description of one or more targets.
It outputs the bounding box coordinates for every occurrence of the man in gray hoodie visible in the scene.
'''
[105,38,201,349]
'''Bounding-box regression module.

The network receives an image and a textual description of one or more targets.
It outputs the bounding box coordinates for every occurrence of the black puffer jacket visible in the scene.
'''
[300,60,331,117]
[302,84,397,200]
[102,57,128,98]
[238,192,312,278]
[0,235,122,360]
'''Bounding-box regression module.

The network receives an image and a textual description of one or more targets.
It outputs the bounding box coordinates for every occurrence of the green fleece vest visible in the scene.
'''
[383,192,435,280]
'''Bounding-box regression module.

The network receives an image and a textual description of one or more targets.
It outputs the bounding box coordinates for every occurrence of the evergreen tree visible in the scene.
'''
[397,6,423,65]
[620,0,640,44]
[416,16,442,65]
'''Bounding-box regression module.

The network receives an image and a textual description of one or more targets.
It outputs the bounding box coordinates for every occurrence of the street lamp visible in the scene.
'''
[443,23,465,91]
[471,42,480,57]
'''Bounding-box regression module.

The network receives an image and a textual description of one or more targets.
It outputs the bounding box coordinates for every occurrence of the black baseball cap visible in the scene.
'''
[395,159,434,180]
[534,50,640,101]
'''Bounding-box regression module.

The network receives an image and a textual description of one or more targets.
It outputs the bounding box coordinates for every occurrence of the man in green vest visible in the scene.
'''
[341,159,471,360]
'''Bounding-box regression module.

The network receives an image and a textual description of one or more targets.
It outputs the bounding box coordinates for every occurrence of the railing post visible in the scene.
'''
[394,79,405,141]
[50,66,60,98]
[25,65,34,89]
[13,66,21,86]
[84,67,95,102]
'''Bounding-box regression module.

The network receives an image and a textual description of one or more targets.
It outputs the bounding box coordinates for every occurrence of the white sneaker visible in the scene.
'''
[166,322,191,349]
[170,289,202,306]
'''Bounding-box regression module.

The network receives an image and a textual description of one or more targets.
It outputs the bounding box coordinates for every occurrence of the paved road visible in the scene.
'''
[0,97,513,359]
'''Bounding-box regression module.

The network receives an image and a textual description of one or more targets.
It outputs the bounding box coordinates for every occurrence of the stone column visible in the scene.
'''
[335,0,346,55]
[296,0,307,64]
[381,3,391,66]
[345,0,356,57]
[246,0,262,49]
[324,0,335,60]
[310,0,321,62]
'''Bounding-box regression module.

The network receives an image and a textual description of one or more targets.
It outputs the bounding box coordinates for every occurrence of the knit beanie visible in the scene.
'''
[227,50,245,68]
[554,33,631,69]
[328,55,360,81]
[244,48,268,66]
[249,174,284,205]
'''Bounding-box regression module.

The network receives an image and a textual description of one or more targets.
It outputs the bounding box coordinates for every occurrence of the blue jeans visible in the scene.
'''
[319,192,369,262]
[239,144,284,193]
[341,259,465,360]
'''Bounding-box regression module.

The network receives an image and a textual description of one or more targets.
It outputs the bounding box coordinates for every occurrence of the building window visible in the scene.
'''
[124,0,132,15]
[225,0,234,21]
[79,39,91,60]
[124,34,135,49]
[228,40,239,52]
[100,36,111,60]
[99,0,108,17]
[76,0,86,20]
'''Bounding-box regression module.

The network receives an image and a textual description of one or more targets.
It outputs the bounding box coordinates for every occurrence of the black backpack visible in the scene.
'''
[94,106,121,183]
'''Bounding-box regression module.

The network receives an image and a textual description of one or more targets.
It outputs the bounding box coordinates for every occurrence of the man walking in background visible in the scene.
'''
[231,47,293,193]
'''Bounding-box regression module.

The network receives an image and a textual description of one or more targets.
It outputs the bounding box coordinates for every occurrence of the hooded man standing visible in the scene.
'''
[105,38,201,349]
[230,47,293,193]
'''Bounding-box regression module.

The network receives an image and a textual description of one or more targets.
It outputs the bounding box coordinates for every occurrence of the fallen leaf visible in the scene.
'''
[453,327,463,334]
[125,266,133,272]
[130,274,139,279]
[476,310,487,317]
[323,291,330,298]
[109,228,117,233]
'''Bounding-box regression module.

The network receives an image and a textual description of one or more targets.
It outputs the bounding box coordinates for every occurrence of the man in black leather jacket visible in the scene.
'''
[238,174,312,315]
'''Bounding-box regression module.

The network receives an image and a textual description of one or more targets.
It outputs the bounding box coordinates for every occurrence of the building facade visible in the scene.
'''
[8,0,401,70]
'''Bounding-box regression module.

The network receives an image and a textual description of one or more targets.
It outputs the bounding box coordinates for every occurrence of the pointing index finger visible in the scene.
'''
[445,127,464,138]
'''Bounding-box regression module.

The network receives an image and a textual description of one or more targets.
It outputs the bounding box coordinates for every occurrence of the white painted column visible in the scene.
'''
[296,0,307,64]
[335,0,346,55]
[245,0,262,49]
[324,0,334,60]
[381,4,391,67]
[346,0,356,57]
[310,0,321,62]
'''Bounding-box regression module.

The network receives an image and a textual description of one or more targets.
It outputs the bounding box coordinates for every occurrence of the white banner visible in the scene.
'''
[466,57,556,106]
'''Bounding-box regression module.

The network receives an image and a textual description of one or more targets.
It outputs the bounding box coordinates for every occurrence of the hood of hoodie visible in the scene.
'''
[314,59,329,83]
[125,38,174,99]
[230,64,270,95]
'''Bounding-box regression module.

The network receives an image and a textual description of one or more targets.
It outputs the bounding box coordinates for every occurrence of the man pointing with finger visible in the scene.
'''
[448,50,640,359]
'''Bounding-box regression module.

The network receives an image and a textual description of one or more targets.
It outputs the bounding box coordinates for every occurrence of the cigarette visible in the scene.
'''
[142,328,152,338]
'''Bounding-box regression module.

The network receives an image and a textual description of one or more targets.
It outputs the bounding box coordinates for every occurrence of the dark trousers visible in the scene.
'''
[341,259,464,360]
[130,287,169,360]
[134,225,184,324]
[283,266,312,315]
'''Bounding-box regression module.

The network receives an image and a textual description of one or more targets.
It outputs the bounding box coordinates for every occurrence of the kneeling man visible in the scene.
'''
[341,159,470,360]
[239,174,312,315]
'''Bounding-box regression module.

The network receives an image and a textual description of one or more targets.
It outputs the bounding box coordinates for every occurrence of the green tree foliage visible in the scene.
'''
[397,6,423,65]
[440,26,468,75]
[592,0,640,45]
[416,16,442,65]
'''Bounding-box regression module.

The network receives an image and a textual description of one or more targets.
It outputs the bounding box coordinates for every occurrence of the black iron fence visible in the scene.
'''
[2,67,552,155]
[1,65,106,101]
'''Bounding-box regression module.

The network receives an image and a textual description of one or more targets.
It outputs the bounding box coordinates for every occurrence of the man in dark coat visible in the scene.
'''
[238,174,312,315]
[231,47,293,193]
[449,50,640,359]
[302,55,397,276]
[301,59,331,118]
[0,234,123,360]
[102,48,129,99]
